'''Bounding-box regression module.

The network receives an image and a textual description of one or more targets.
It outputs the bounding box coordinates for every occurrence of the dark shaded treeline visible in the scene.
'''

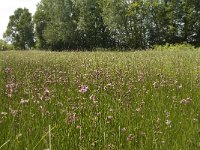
[4,0,200,50]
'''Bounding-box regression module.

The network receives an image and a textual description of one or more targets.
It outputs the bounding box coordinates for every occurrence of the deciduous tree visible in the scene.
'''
[4,8,34,50]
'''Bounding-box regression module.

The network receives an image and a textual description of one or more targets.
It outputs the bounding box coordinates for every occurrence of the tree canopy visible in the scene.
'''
[4,8,34,50]
[4,0,200,50]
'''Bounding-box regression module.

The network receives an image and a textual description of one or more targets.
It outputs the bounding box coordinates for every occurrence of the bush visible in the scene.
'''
[152,43,196,51]
[0,39,14,51]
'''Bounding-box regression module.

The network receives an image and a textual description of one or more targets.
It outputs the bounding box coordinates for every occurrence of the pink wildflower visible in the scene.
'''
[79,85,89,93]
[5,67,12,74]
[44,88,50,97]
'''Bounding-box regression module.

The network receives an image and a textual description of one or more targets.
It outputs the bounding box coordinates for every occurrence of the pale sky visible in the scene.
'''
[0,0,41,39]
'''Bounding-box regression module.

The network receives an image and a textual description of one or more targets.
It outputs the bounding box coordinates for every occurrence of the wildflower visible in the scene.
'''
[79,85,89,93]
[1,112,8,115]
[107,83,112,86]
[156,118,161,124]
[76,125,82,129]
[136,107,142,112]
[96,112,101,116]
[44,88,50,97]
[106,116,113,123]
[178,84,183,89]
[7,94,12,98]
[153,81,158,88]
[20,99,29,104]
[6,83,14,91]
[121,127,127,132]
[108,144,115,149]
[165,120,171,126]
[107,116,113,120]
[10,109,18,116]
[5,67,12,74]
[166,111,170,118]
[127,134,135,141]
[6,82,14,97]
[193,118,198,122]
[66,112,78,124]
[180,98,192,105]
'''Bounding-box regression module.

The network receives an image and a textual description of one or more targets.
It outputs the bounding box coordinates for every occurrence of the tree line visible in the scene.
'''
[3,0,200,50]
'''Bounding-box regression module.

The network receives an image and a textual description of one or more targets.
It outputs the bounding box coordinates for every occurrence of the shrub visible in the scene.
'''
[0,39,14,51]
[152,43,196,51]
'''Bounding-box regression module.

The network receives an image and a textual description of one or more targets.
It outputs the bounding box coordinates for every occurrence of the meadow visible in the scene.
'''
[0,50,200,150]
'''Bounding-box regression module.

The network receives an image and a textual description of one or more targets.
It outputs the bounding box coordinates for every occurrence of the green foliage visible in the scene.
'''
[4,0,200,50]
[4,8,35,50]
[76,0,111,49]
[34,0,78,50]
[153,43,196,51]
[31,0,200,50]
[0,39,7,51]
[33,1,49,49]
[0,39,14,51]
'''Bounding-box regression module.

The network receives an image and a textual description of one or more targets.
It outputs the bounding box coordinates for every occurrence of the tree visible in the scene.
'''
[186,0,200,46]
[42,0,80,50]
[100,0,130,48]
[4,8,34,50]
[0,39,7,51]
[33,0,49,49]
[76,0,112,49]
[32,0,200,50]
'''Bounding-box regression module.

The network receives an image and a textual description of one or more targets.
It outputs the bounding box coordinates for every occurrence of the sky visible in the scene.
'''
[0,0,41,39]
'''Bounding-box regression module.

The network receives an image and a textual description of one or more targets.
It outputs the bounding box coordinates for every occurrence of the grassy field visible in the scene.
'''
[0,50,200,150]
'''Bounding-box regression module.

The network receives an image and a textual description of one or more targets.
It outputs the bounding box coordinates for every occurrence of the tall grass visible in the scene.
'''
[0,50,200,149]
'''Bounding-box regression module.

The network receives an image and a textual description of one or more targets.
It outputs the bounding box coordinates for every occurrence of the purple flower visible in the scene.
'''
[79,85,88,93]
[44,88,50,97]
[5,68,12,74]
